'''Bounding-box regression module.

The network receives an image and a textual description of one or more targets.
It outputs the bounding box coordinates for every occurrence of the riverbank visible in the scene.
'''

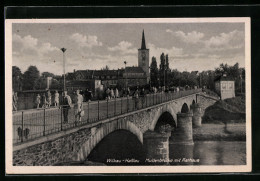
[193,123,246,141]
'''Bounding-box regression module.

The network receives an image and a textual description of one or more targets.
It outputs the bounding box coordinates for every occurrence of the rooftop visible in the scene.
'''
[214,74,234,81]
[125,66,145,73]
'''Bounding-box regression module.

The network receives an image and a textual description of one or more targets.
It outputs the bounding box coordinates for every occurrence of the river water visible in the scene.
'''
[169,141,246,165]
[86,130,246,166]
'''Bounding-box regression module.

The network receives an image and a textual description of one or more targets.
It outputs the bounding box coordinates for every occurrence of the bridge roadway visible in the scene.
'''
[13,89,202,144]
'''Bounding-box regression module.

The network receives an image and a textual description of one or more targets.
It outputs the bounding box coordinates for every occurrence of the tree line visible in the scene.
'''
[12,66,63,91]
[13,56,245,95]
[150,53,245,94]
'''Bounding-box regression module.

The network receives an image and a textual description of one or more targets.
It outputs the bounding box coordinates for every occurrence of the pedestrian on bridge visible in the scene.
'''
[35,94,41,109]
[54,90,59,107]
[62,91,72,124]
[106,88,111,100]
[74,89,84,124]
[115,88,119,98]
[140,88,146,105]
[41,94,47,108]
[127,87,130,98]
[110,88,115,99]
[12,91,18,111]
[133,88,140,110]
[46,90,52,108]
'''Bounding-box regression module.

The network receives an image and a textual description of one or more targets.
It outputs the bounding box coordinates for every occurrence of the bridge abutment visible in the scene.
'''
[170,112,194,145]
[143,130,170,164]
[191,103,202,128]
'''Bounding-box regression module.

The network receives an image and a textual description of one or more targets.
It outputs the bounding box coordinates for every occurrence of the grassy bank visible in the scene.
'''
[203,96,245,124]
[193,123,246,141]
[196,96,246,141]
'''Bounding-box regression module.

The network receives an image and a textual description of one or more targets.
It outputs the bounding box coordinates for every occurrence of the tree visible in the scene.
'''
[159,53,171,87]
[159,53,166,87]
[22,66,40,90]
[101,65,110,70]
[214,62,243,93]
[165,54,170,86]
[50,78,62,90]
[42,72,55,78]
[150,56,159,87]
[12,66,23,91]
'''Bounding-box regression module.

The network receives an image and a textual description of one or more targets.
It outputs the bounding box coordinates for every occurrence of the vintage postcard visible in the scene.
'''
[5,18,251,174]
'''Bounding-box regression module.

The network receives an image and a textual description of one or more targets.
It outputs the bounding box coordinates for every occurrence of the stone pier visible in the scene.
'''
[170,112,194,145]
[143,130,170,165]
[191,103,202,128]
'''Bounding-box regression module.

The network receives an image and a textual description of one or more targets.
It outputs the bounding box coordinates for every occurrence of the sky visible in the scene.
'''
[12,22,245,75]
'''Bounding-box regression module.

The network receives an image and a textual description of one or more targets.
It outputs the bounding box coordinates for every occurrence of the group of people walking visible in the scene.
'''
[34,89,84,124]
[35,90,60,109]
[105,88,120,100]
[62,90,83,124]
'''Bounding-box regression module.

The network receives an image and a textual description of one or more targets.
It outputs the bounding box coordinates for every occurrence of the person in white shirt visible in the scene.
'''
[74,89,84,123]
[115,88,119,98]
[54,90,59,107]
[35,94,41,109]
[110,88,115,99]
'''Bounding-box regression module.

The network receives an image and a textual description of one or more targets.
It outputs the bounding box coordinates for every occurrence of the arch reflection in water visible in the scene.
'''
[169,143,195,165]
[87,130,145,165]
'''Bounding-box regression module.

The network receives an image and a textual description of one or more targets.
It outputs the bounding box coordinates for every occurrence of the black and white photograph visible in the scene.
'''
[5,18,251,174]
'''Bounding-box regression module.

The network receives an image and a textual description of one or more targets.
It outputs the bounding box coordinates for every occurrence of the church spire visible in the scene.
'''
[141,30,146,49]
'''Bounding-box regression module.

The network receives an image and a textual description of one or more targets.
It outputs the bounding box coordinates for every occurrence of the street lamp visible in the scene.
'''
[61,48,67,91]
[149,66,151,89]
[124,61,127,89]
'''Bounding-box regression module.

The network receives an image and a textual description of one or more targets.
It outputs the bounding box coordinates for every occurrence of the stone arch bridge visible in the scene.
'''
[13,90,218,166]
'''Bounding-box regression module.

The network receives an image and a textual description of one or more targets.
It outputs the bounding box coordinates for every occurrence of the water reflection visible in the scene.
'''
[169,141,246,165]
[169,144,194,165]
[194,141,246,165]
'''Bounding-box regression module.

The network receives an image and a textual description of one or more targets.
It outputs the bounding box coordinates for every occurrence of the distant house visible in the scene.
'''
[123,66,147,87]
[66,79,103,97]
[214,74,235,100]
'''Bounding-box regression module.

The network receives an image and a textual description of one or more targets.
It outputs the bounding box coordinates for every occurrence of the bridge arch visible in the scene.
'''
[150,106,177,131]
[87,129,144,165]
[181,103,190,113]
[72,118,143,162]
[154,111,176,132]
[192,100,196,105]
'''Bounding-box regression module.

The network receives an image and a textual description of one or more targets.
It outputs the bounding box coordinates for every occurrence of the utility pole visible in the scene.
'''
[124,61,127,89]
[61,48,67,91]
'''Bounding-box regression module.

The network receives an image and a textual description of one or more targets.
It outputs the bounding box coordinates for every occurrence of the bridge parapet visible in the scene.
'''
[12,89,202,145]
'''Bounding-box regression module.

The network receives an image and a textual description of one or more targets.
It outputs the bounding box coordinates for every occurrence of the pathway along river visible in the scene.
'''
[85,130,246,166]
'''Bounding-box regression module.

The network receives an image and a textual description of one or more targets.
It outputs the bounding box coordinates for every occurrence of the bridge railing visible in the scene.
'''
[12,88,202,144]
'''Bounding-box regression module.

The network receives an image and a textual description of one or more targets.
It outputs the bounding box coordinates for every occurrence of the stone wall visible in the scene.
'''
[197,94,218,115]
[13,128,91,166]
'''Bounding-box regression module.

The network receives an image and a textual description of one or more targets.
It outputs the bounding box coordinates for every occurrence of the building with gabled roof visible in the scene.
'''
[214,73,235,100]
[66,30,150,89]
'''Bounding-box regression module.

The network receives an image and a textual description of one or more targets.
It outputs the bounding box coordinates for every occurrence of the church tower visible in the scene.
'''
[138,30,150,83]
